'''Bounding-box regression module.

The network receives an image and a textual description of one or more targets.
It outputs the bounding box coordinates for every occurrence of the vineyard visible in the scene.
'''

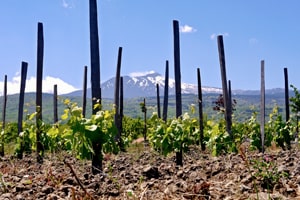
[1,96,300,199]
[1,0,300,199]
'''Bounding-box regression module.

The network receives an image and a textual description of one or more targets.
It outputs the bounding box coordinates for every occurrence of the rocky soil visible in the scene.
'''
[1,144,300,200]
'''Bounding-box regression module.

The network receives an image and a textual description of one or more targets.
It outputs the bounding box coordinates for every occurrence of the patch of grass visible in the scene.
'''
[4,142,16,156]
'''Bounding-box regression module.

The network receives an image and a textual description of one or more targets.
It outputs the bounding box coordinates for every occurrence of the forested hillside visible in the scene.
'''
[0,92,287,124]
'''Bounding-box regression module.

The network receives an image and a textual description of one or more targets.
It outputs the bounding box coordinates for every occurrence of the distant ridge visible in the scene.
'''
[66,71,222,98]
[66,71,289,98]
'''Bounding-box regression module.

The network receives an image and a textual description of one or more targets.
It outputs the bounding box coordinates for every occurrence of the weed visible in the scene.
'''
[138,175,144,185]
[251,155,288,191]
[0,172,8,193]
[239,145,258,199]
[46,167,64,187]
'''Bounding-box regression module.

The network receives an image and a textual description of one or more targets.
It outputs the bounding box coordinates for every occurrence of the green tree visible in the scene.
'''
[290,85,300,141]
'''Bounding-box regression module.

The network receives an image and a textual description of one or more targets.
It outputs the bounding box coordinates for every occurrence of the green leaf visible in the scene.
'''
[28,112,37,120]
[61,113,69,120]
[85,124,98,132]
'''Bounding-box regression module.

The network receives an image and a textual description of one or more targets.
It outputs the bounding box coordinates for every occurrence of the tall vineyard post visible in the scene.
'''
[142,98,147,143]
[114,47,123,149]
[53,84,58,123]
[217,35,232,137]
[173,20,183,166]
[17,62,28,159]
[89,0,102,173]
[0,75,7,156]
[36,22,44,163]
[228,80,232,119]
[197,68,205,150]
[156,84,161,118]
[162,60,169,122]
[120,76,124,146]
[284,68,290,122]
[82,66,88,118]
[260,60,265,154]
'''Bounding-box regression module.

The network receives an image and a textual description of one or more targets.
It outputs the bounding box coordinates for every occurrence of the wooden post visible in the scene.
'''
[284,68,290,122]
[36,22,44,163]
[217,35,232,136]
[90,0,101,111]
[2,75,7,130]
[143,98,147,142]
[156,84,161,118]
[120,76,124,143]
[17,62,28,159]
[89,0,102,173]
[197,68,205,150]
[114,47,123,148]
[260,60,265,154]
[82,66,88,117]
[0,75,7,156]
[53,84,58,123]
[228,80,232,118]
[173,20,183,166]
[162,60,169,122]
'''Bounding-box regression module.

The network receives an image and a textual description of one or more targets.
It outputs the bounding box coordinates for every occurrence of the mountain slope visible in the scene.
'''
[67,71,222,98]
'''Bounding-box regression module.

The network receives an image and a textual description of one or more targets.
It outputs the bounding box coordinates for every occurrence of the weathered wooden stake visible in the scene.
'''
[89,0,101,110]
[120,76,124,142]
[0,75,7,156]
[36,22,44,163]
[53,84,58,123]
[284,68,290,122]
[114,47,123,148]
[162,60,169,122]
[82,66,88,117]
[217,35,232,136]
[17,62,28,159]
[260,60,265,154]
[173,20,183,166]
[143,98,147,142]
[197,68,205,150]
[228,80,232,117]
[89,0,102,173]
[156,84,161,118]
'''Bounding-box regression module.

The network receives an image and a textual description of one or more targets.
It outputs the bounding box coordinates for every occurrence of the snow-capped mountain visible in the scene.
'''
[98,71,222,98]
[66,71,287,98]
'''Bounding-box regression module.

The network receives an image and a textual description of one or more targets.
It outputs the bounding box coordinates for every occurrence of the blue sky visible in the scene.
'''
[0,0,300,95]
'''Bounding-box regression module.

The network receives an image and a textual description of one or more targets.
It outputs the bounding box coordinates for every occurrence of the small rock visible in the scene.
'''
[12,176,21,182]
[240,184,251,192]
[42,185,54,194]
[35,192,47,199]
[165,183,177,193]
[0,193,13,199]
[165,179,173,185]
[83,173,89,180]
[108,188,119,196]
[87,182,100,190]
[62,177,75,185]
[142,166,159,179]
[296,175,300,184]
[59,185,70,196]
[46,193,61,200]
[15,194,25,200]
[176,170,183,177]
[14,183,25,192]
[241,174,252,184]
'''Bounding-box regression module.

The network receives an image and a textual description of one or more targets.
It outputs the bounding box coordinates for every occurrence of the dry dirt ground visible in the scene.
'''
[1,143,300,200]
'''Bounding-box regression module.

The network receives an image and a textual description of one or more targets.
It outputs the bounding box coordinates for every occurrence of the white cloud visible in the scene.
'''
[179,25,197,33]
[0,75,78,96]
[129,70,155,77]
[61,0,74,9]
[210,32,229,40]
